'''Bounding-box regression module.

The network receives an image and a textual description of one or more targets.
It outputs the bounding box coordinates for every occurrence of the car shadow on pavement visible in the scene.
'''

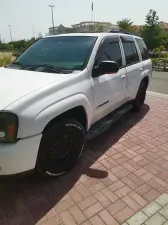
[0,104,149,225]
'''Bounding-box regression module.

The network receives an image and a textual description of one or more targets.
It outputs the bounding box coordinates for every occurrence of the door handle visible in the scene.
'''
[121,75,126,79]
[139,68,143,71]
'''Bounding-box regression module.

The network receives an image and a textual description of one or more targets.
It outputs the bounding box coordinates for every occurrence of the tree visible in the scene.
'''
[117,18,133,32]
[141,9,162,50]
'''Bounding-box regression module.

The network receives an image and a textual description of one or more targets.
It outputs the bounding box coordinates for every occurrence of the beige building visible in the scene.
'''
[48,21,118,35]
[159,21,168,32]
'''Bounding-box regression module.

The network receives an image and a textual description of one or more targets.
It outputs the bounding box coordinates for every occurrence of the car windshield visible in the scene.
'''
[14,36,97,71]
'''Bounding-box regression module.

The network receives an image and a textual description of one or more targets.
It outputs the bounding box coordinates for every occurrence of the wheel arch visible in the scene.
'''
[43,106,88,133]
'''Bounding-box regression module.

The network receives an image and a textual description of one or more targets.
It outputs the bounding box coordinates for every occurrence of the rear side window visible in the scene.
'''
[135,38,149,60]
[122,42,139,66]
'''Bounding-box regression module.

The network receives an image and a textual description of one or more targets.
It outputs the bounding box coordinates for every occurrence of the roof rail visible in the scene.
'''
[108,29,131,34]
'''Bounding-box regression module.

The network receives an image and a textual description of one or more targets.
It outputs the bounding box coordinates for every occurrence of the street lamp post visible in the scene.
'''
[49,5,55,35]
[8,25,12,42]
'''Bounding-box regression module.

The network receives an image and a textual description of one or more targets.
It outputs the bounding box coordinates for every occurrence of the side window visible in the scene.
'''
[96,38,123,68]
[122,41,139,66]
[135,38,149,60]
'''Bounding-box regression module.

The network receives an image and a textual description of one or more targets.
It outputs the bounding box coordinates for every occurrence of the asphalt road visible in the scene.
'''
[148,71,168,94]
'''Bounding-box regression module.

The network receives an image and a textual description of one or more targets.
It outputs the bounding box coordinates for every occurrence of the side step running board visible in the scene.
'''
[87,104,133,140]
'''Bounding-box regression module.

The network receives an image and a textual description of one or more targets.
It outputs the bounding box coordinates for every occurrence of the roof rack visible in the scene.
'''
[108,29,131,34]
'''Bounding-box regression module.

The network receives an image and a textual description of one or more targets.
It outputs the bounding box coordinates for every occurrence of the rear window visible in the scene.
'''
[135,38,149,60]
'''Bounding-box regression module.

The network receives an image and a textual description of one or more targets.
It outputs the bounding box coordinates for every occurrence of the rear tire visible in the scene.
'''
[132,80,148,112]
[36,119,86,179]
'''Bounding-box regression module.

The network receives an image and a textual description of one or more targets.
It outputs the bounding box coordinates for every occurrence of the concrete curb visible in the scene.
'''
[147,91,168,99]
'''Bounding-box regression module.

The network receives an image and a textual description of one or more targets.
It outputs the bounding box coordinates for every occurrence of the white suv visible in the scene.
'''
[0,32,152,178]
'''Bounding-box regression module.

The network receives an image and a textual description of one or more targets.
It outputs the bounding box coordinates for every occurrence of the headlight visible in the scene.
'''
[0,113,18,143]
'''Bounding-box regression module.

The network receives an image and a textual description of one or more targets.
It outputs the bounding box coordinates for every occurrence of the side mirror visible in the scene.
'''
[99,61,119,75]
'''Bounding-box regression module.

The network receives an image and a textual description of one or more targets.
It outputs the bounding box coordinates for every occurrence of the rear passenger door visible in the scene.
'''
[120,35,143,101]
[135,38,152,78]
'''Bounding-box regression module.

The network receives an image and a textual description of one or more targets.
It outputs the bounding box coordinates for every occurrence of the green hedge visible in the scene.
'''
[152,58,168,71]
[149,52,168,58]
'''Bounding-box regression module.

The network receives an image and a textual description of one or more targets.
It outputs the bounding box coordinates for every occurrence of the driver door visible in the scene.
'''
[91,36,127,122]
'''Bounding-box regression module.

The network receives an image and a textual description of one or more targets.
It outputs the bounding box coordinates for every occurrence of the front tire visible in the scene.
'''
[36,119,86,179]
[133,81,148,112]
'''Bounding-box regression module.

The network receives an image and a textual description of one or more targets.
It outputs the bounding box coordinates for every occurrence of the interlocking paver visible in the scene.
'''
[117,156,129,164]
[84,178,100,188]
[101,187,118,203]
[69,205,87,224]
[122,177,138,189]
[89,182,105,194]
[134,168,148,177]
[1,93,168,225]
[78,196,97,211]
[156,193,168,206]
[123,162,136,172]
[115,185,132,198]
[99,209,119,225]
[109,180,125,192]
[0,214,5,224]
[129,191,148,207]
[59,210,77,225]
[127,211,148,225]
[94,191,111,207]
[148,179,167,193]
[75,184,91,198]
[107,199,126,216]
[143,189,160,202]
[41,217,62,225]
[145,212,166,225]
[142,201,162,217]
[114,206,134,224]
[122,195,141,212]
[89,215,104,225]
[54,197,75,214]
[136,183,152,196]
[83,202,103,219]
[159,204,168,219]
[69,189,83,203]
[141,172,155,182]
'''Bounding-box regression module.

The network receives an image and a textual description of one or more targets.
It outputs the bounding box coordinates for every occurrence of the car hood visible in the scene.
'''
[0,67,71,110]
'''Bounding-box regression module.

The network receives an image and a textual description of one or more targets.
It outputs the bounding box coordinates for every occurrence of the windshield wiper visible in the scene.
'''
[35,65,67,74]
[7,62,33,69]
[11,62,23,66]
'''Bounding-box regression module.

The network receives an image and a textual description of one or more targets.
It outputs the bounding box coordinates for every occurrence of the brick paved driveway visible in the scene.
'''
[0,92,168,225]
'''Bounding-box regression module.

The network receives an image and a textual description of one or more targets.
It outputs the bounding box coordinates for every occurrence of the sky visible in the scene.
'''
[0,0,168,42]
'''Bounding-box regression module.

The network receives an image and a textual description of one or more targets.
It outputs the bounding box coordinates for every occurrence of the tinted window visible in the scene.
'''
[135,38,149,60]
[15,36,97,70]
[96,38,123,67]
[132,42,139,62]
[122,42,139,66]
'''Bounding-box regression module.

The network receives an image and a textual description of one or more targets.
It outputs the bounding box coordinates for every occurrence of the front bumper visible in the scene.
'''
[0,134,42,175]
